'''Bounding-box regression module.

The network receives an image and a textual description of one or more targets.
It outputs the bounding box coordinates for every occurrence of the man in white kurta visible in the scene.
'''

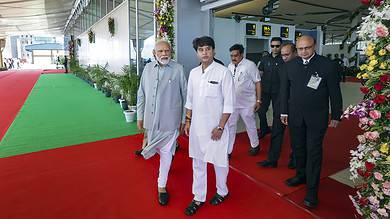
[227,44,261,157]
[184,36,234,216]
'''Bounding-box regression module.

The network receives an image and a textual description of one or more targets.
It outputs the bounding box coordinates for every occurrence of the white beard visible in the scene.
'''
[157,57,170,65]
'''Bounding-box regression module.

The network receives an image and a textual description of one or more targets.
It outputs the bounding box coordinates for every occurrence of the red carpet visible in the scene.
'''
[286,178,357,219]
[180,118,359,196]
[0,70,41,141]
[0,135,313,219]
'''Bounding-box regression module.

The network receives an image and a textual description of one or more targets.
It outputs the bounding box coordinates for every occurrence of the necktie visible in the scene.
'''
[233,65,237,78]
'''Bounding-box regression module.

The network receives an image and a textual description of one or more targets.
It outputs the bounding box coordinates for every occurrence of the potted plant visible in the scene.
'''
[119,65,139,122]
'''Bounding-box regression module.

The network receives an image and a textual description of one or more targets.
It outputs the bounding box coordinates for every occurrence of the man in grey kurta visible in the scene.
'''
[136,40,187,206]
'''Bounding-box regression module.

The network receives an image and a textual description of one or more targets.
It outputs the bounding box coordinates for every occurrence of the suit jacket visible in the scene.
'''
[258,54,284,94]
[280,54,343,130]
[137,60,187,131]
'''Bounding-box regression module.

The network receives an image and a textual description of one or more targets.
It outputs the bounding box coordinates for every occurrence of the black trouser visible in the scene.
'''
[289,120,327,201]
[257,92,278,134]
[267,100,295,163]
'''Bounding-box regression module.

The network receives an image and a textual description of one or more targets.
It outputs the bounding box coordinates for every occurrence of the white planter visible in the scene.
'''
[123,110,136,123]
[130,105,137,111]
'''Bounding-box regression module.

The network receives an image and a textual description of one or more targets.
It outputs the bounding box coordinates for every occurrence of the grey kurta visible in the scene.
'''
[137,60,187,158]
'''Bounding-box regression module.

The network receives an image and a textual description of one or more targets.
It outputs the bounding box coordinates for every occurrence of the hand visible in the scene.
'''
[280,115,288,125]
[179,123,185,135]
[329,120,340,128]
[254,102,261,112]
[184,122,190,136]
[211,127,223,141]
[137,120,144,131]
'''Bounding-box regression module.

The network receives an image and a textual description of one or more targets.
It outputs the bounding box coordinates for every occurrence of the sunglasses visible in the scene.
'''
[270,45,280,48]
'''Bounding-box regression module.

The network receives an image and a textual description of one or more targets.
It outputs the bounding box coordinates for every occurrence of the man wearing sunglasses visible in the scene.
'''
[257,37,284,139]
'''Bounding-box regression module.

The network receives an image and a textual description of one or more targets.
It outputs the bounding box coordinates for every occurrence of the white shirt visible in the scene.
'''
[342,57,349,67]
[228,58,261,109]
[185,61,235,167]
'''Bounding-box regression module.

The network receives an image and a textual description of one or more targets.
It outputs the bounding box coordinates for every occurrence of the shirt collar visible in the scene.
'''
[202,61,216,74]
[235,57,246,67]
[302,53,316,64]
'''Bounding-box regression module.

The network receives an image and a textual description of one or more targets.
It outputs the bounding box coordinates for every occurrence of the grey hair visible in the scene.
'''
[154,40,171,50]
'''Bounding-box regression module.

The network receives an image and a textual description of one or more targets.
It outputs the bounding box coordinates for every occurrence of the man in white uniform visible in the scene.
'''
[227,44,261,157]
[137,40,187,206]
[184,36,235,216]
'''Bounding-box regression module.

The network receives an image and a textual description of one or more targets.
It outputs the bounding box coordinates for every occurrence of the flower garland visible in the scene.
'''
[154,0,175,51]
[343,0,390,218]
[108,17,115,37]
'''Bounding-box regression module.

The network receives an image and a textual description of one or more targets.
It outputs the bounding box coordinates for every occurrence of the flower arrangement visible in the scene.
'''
[88,29,95,43]
[108,17,115,37]
[343,0,390,218]
[154,0,175,51]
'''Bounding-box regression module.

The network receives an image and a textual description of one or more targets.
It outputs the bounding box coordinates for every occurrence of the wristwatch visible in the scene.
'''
[217,126,224,131]
[256,99,261,103]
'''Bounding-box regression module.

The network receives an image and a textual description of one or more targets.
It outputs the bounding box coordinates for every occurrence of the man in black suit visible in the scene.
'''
[280,36,343,208]
[257,43,297,168]
[257,37,284,139]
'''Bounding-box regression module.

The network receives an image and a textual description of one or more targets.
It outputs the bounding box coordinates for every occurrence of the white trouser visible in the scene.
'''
[227,107,259,154]
[192,158,229,202]
[155,134,177,188]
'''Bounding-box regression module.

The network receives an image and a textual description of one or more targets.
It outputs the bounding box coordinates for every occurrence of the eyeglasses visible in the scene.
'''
[297,45,314,51]
[270,45,280,48]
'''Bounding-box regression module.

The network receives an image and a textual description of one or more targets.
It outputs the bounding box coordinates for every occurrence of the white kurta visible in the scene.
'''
[227,58,261,152]
[185,61,235,167]
[227,58,260,109]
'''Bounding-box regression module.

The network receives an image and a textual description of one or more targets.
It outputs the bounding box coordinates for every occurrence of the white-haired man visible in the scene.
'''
[137,40,187,206]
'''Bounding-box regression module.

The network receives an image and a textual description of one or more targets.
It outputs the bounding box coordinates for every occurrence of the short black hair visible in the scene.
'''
[280,43,296,53]
[270,37,282,44]
[192,36,215,51]
[229,44,244,54]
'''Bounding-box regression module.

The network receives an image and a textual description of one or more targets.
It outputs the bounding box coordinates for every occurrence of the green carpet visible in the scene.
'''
[0,74,138,158]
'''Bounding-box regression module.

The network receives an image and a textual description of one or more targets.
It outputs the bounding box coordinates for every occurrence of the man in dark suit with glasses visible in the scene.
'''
[257,37,284,139]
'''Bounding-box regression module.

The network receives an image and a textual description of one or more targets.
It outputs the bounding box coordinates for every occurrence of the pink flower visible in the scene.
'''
[386,44,390,52]
[364,131,380,141]
[368,120,375,126]
[374,172,383,181]
[384,188,390,196]
[357,135,366,144]
[383,182,390,189]
[369,110,381,120]
[377,208,389,217]
[372,150,380,158]
[359,117,369,124]
[376,24,389,38]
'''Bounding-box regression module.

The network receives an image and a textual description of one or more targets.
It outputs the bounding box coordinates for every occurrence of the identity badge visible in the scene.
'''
[307,73,322,90]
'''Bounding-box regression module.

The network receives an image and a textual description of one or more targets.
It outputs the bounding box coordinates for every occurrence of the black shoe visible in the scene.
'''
[285,176,306,187]
[158,191,169,206]
[256,160,277,168]
[184,200,204,216]
[209,193,229,205]
[259,129,271,139]
[303,198,318,208]
[248,145,260,156]
[287,159,296,169]
[134,149,143,156]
